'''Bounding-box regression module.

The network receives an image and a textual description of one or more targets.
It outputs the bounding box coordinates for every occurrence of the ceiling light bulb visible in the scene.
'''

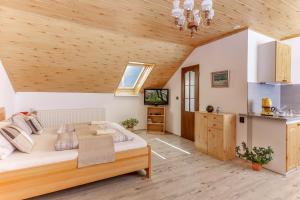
[201,0,213,11]
[172,8,184,18]
[178,14,186,26]
[184,0,194,11]
[208,9,214,19]
[173,0,180,9]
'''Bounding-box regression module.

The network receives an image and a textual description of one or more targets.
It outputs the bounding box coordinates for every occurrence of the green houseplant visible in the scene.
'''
[236,142,274,171]
[121,118,139,131]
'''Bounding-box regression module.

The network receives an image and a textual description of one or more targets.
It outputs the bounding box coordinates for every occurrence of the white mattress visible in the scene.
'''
[0,128,147,173]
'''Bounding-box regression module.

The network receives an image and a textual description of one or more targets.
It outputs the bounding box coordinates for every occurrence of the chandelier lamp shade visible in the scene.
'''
[172,0,214,37]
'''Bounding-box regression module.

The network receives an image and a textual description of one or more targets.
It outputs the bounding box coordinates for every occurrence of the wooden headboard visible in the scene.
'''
[0,107,5,121]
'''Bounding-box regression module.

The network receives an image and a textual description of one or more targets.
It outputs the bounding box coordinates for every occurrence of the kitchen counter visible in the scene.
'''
[240,113,300,123]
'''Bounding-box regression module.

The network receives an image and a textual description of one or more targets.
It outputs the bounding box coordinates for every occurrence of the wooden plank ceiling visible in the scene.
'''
[0,0,299,92]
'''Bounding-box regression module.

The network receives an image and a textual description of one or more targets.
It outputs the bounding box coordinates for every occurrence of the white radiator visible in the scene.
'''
[37,108,105,128]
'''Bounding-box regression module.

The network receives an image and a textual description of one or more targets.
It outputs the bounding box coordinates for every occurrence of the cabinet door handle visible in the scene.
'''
[297,123,300,126]
[282,79,288,82]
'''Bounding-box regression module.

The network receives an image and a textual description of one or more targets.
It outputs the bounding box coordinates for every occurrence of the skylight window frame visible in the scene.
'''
[115,62,154,97]
[118,65,145,90]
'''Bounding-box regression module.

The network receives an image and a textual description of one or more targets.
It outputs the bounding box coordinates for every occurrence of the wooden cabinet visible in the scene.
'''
[195,113,208,153]
[194,112,236,161]
[258,41,291,83]
[147,106,166,133]
[286,123,300,171]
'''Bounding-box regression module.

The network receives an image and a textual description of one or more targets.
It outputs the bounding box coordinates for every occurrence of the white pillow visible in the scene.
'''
[0,121,15,159]
[11,114,33,135]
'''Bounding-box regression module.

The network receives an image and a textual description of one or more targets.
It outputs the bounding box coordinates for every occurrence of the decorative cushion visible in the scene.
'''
[0,125,34,153]
[0,121,15,159]
[10,114,32,135]
[25,114,44,135]
[55,132,79,151]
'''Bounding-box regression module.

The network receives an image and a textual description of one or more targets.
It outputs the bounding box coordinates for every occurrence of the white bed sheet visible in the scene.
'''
[0,127,147,173]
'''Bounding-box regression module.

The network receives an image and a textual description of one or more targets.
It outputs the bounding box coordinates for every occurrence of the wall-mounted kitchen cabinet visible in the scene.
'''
[258,41,291,83]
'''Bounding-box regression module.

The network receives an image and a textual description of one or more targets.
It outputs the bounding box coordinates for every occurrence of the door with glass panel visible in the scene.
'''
[181,65,199,141]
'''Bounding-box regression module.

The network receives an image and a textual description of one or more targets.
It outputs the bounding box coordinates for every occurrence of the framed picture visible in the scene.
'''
[211,70,229,88]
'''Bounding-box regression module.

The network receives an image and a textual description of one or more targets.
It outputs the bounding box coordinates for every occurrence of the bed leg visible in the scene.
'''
[146,145,152,178]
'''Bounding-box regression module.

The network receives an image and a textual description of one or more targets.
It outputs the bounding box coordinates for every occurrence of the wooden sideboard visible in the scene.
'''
[195,112,236,161]
[0,107,5,121]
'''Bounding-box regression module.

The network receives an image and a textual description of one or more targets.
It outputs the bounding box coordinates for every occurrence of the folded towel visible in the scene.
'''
[96,129,116,135]
[90,121,106,125]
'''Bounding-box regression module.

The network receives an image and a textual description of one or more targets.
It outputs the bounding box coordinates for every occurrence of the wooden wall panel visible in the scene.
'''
[0,6,193,92]
[0,0,299,92]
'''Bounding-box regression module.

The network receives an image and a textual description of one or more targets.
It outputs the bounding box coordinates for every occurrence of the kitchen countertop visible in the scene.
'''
[239,113,300,123]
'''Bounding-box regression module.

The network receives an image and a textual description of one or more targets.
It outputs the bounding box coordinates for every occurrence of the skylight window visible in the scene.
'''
[115,62,154,96]
[119,64,144,89]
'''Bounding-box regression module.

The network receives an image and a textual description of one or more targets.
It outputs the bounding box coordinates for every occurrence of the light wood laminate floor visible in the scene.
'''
[32,131,300,200]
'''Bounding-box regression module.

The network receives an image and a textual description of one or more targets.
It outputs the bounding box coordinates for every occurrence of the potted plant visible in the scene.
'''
[121,118,139,131]
[236,142,274,171]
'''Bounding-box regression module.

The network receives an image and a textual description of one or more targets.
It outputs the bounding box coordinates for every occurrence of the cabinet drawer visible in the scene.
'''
[208,120,223,129]
[208,115,223,123]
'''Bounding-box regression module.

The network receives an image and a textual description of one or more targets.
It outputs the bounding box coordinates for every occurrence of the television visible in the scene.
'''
[144,89,169,105]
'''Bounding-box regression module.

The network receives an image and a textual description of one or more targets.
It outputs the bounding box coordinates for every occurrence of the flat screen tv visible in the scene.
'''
[144,89,169,105]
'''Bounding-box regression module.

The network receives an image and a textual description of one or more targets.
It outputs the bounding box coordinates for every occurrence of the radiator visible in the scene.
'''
[36,108,105,128]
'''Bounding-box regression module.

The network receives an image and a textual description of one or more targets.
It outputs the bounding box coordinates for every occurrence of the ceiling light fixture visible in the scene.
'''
[172,0,214,37]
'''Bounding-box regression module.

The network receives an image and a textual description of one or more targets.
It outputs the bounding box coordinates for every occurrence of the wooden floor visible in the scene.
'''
[31,131,300,200]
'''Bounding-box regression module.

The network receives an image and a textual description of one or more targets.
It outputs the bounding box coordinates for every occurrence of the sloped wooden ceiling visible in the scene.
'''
[0,0,299,92]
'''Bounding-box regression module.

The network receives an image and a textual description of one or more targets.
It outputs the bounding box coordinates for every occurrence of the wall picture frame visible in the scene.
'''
[211,70,229,88]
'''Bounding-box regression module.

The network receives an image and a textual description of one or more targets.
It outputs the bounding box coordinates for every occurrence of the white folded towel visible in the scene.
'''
[91,121,106,125]
[96,129,116,135]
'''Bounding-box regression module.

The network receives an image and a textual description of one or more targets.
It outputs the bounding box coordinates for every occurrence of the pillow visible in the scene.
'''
[10,114,32,135]
[55,132,78,151]
[0,125,34,153]
[25,114,44,135]
[0,121,15,159]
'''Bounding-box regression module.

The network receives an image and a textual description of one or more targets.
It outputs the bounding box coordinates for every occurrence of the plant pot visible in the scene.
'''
[127,127,134,132]
[251,162,262,171]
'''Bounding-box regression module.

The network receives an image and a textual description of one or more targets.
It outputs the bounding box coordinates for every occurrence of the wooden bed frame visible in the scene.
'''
[0,108,152,200]
[0,145,151,200]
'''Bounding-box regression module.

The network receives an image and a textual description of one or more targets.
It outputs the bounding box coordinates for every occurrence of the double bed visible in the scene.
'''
[0,108,151,200]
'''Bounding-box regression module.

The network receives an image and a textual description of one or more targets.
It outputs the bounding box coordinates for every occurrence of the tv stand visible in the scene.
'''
[146,106,166,134]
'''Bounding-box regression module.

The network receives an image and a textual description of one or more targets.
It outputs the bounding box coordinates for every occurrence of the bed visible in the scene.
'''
[0,108,151,200]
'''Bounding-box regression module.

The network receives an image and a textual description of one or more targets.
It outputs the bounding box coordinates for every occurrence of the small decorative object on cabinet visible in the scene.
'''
[258,41,291,83]
[121,118,139,131]
[147,106,165,134]
[236,142,274,171]
[206,105,214,113]
[194,111,236,161]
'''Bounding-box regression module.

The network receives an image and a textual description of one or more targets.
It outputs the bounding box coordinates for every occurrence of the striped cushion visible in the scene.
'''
[0,125,34,153]
[10,114,33,135]
[25,115,44,135]
[55,132,79,151]
[0,121,15,159]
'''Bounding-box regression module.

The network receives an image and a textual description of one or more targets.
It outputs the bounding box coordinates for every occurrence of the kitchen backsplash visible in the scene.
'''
[281,84,300,113]
[248,83,300,113]
[248,83,281,113]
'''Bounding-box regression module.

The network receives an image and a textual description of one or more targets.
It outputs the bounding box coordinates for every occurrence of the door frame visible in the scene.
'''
[181,64,199,141]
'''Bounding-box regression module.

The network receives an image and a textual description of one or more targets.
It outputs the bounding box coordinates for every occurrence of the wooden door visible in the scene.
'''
[195,113,208,153]
[208,128,224,160]
[276,42,291,83]
[181,65,199,141]
[286,124,298,171]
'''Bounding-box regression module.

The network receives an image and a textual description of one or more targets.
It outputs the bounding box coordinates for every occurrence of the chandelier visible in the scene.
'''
[172,0,214,37]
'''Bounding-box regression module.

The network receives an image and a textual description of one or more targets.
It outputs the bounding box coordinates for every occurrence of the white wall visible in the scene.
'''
[14,92,146,130]
[165,30,249,145]
[282,37,300,84]
[0,61,15,117]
